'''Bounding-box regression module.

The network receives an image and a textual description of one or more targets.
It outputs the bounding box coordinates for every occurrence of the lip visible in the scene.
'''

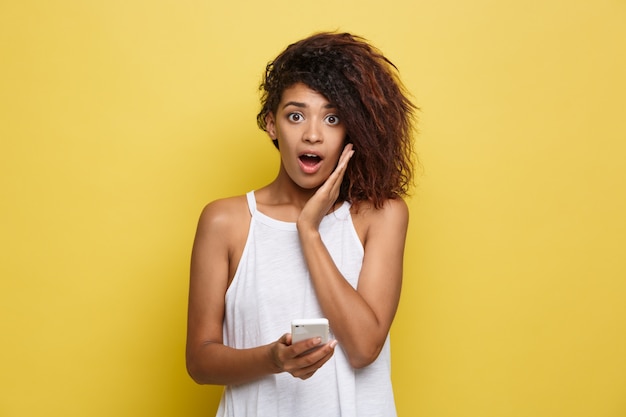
[297,151,324,174]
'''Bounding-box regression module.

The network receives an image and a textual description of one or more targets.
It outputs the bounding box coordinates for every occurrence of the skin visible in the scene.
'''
[186,83,409,385]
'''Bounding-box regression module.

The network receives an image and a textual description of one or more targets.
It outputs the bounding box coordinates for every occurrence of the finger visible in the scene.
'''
[329,147,354,182]
[337,143,355,169]
[290,337,324,357]
[320,146,354,194]
[290,341,337,378]
[293,339,336,365]
[272,333,297,371]
[278,333,290,346]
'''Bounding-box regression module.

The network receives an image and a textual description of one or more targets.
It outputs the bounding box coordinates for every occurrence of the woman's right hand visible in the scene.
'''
[270,334,338,380]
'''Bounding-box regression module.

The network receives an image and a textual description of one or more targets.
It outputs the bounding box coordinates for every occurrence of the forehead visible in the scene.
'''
[279,83,334,108]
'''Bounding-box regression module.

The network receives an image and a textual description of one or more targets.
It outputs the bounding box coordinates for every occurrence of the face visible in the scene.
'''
[266,83,347,190]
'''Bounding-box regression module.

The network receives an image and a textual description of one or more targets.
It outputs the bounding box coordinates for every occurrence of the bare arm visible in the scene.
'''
[297,146,408,368]
[186,198,337,385]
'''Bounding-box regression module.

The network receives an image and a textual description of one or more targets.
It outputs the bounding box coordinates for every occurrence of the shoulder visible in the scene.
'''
[196,194,250,235]
[371,197,409,222]
[350,197,409,226]
[350,198,409,245]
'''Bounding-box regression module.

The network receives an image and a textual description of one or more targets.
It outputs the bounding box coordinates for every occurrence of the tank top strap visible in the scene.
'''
[245,190,257,216]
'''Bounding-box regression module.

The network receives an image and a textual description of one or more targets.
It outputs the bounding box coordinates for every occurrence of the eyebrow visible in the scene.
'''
[281,101,337,110]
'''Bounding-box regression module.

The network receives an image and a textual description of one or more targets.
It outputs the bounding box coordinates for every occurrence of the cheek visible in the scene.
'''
[331,129,347,153]
[327,144,345,169]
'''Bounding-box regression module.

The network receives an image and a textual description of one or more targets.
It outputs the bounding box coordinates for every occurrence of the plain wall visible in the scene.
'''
[1,0,625,416]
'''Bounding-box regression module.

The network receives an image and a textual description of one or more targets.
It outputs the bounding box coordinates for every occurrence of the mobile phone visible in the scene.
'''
[291,318,330,344]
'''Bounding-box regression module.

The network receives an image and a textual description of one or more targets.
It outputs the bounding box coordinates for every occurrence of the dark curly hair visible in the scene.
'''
[257,32,418,208]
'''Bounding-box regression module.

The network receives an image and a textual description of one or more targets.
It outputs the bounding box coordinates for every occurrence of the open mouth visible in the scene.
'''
[299,153,321,166]
[298,153,323,173]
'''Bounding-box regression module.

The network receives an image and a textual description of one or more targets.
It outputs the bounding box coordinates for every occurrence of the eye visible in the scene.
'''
[287,112,303,123]
[325,114,340,126]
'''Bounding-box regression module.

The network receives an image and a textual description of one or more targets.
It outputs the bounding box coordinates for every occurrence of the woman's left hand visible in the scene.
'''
[297,143,354,232]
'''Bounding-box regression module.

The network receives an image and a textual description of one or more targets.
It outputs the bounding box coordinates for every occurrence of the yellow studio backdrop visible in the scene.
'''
[1,0,625,416]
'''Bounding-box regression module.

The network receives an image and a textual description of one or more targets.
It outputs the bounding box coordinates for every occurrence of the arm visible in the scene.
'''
[186,198,337,385]
[297,146,408,368]
[298,199,408,369]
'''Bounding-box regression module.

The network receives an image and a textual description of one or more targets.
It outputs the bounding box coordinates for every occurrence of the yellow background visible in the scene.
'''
[1,1,625,416]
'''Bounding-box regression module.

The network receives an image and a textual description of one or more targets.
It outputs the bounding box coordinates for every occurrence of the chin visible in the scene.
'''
[295,178,325,191]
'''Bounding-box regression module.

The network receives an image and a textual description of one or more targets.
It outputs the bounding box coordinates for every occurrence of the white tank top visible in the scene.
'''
[217,191,397,417]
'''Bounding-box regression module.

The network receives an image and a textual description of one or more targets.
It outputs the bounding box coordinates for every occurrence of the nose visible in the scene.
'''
[303,120,322,143]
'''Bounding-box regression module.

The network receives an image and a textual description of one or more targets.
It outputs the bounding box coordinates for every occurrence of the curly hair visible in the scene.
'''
[257,32,418,208]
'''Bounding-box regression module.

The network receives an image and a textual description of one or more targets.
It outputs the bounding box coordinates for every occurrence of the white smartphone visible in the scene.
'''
[291,318,330,344]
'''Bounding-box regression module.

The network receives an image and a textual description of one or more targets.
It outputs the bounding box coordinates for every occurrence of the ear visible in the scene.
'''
[265,112,277,140]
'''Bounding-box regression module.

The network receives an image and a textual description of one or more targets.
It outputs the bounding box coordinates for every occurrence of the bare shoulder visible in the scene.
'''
[351,197,409,226]
[350,198,409,244]
[373,198,408,222]
[196,194,250,236]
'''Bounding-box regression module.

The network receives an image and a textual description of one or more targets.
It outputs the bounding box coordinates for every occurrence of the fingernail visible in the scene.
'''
[330,340,338,348]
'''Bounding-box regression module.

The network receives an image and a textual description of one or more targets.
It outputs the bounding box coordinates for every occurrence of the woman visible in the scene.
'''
[186,32,417,416]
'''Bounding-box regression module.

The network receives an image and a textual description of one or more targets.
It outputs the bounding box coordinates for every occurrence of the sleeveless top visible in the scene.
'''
[216,191,397,417]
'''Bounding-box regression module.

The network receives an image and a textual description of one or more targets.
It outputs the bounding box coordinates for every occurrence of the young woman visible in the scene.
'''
[186,32,417,417]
